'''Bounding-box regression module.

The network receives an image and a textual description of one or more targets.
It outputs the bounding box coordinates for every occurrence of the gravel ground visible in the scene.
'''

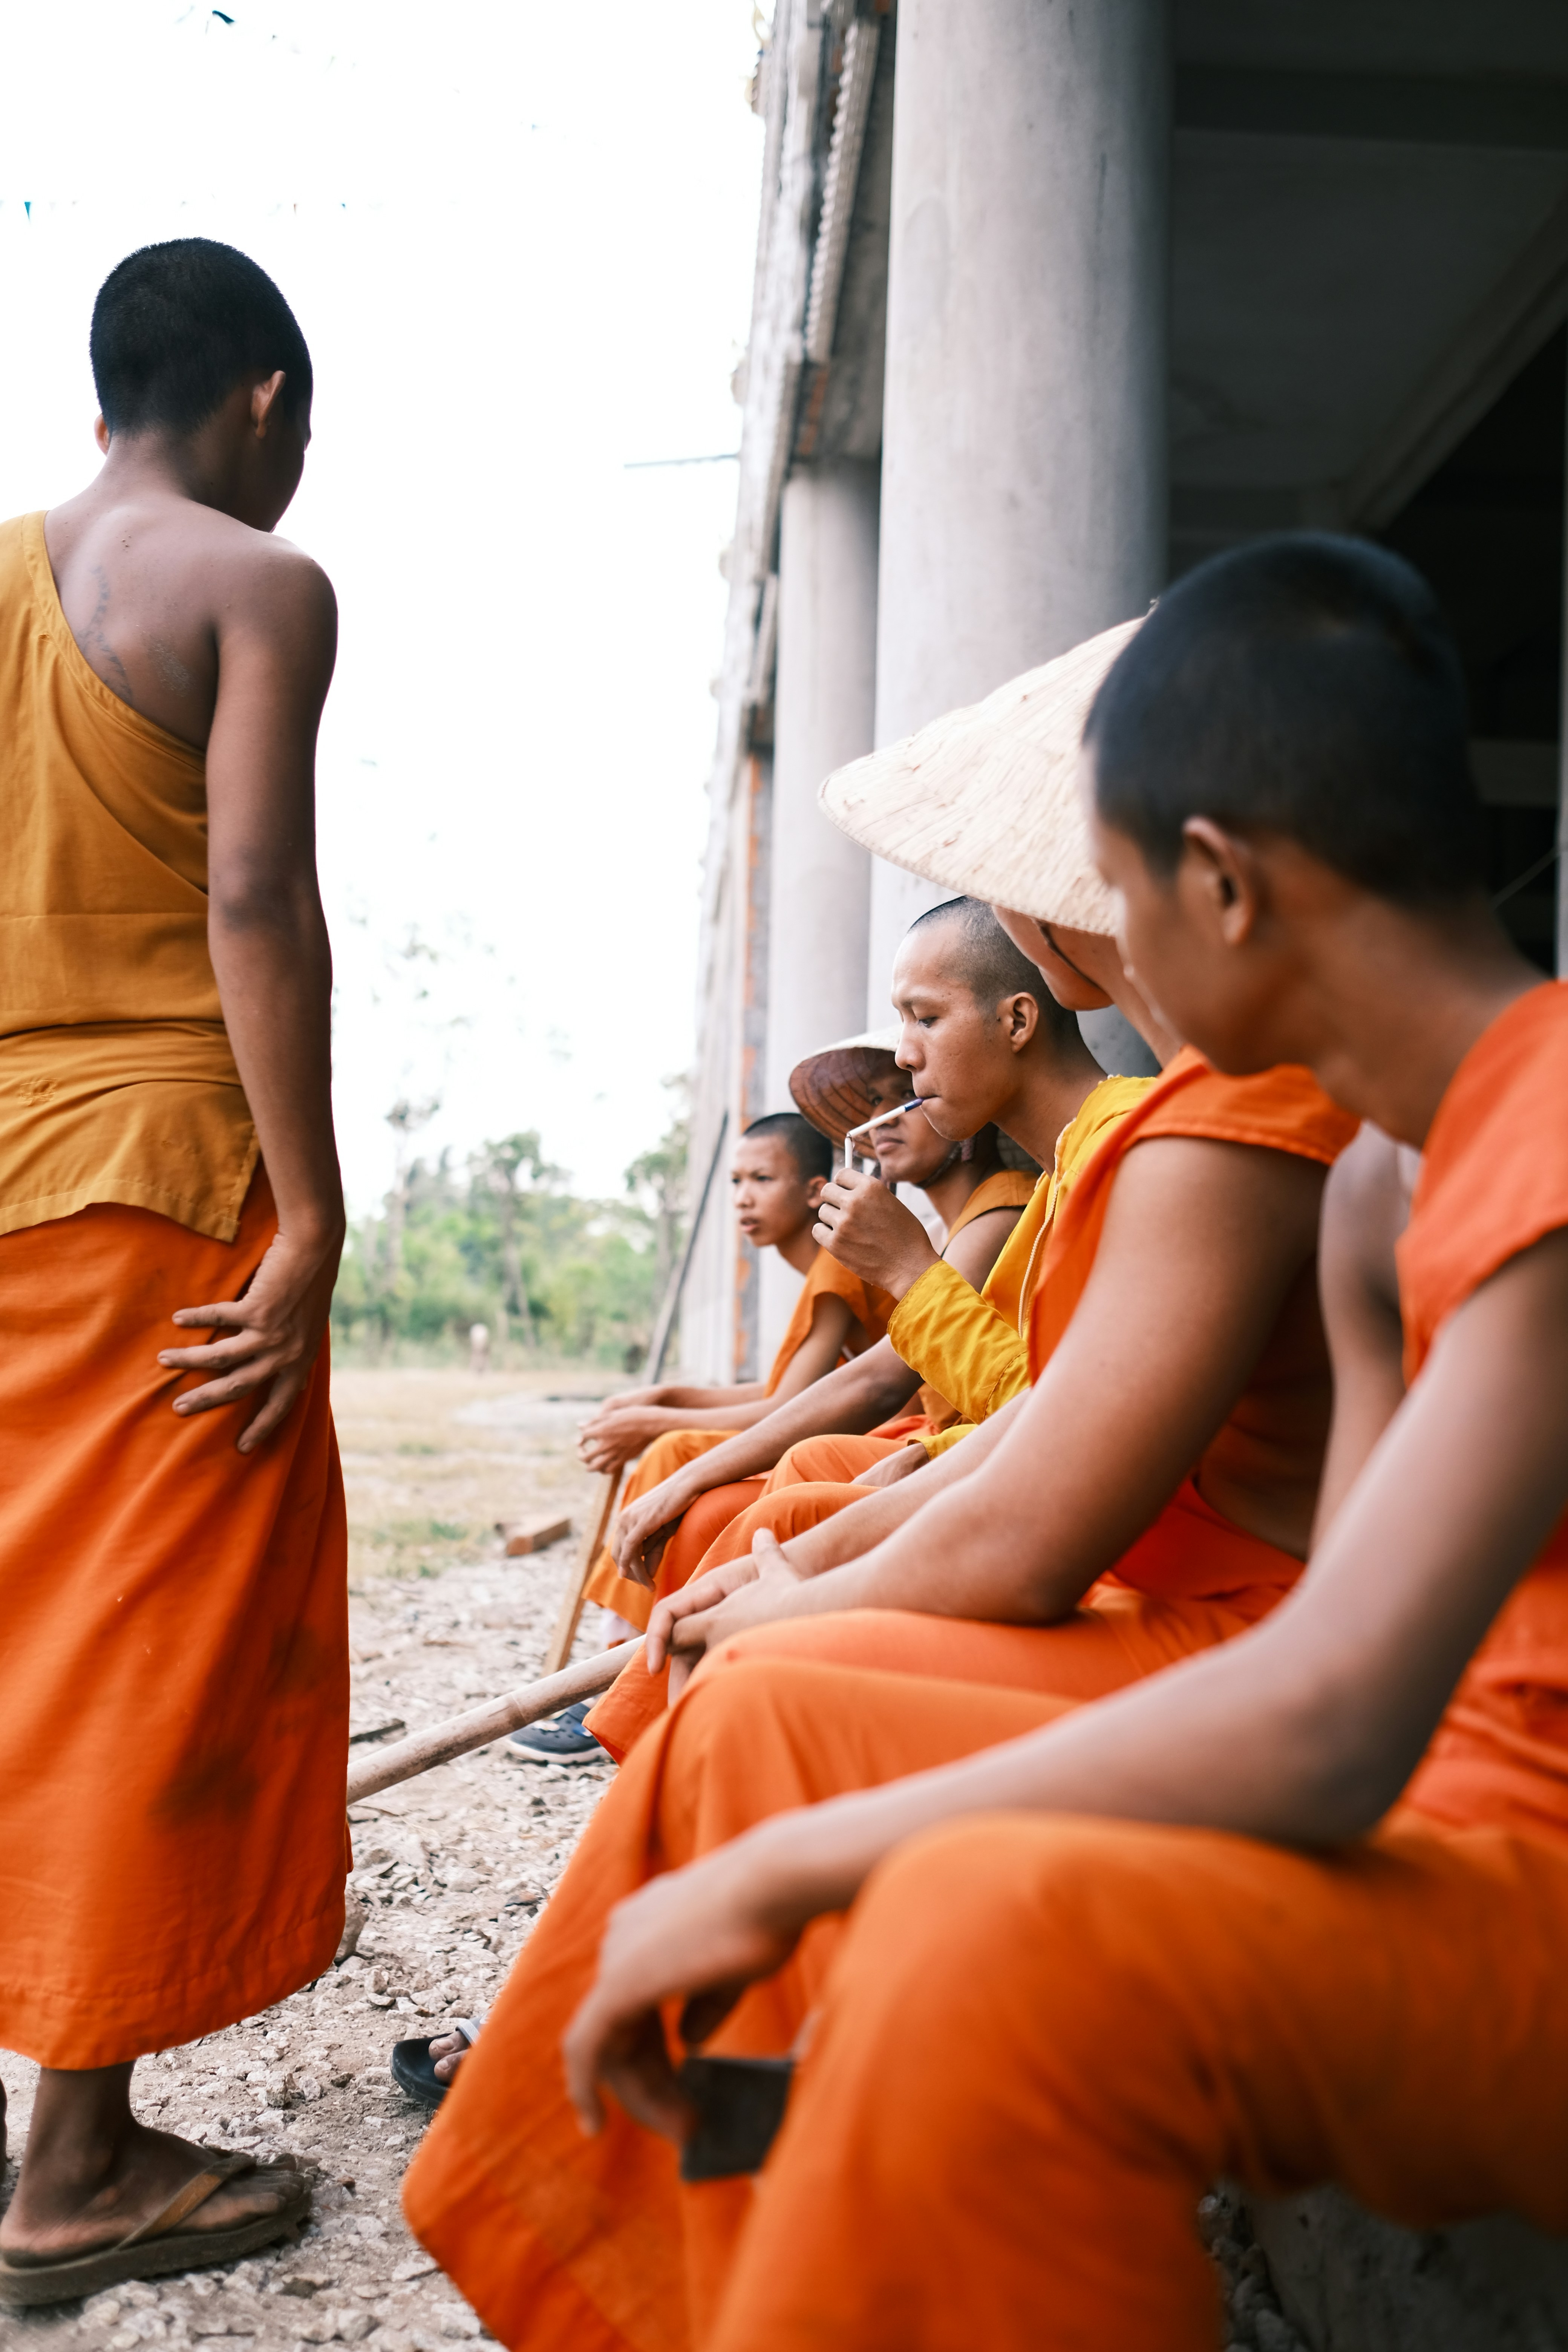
[0,1365,1308,2352]
[1,1366,623,2352]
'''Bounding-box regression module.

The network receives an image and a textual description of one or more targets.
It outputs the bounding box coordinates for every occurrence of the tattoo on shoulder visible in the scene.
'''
[83,564,137,707]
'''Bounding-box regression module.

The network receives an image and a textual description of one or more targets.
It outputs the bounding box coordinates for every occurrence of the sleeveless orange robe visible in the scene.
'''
[580,1249,894,1628]
[600,1164,1040,1613]
[583,1167,1034,1634]
[406,992,1568,2352]
[589,1054,1355,1759]
[0,513,348,2066]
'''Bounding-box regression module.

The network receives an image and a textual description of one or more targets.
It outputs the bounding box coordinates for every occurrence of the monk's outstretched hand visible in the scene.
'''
[578,1405,669,1474]
[658,1531,805,1695]
[161,1223,341,1451]
[562,1836,805,2142]
[612,1475,693,1583]
[644,1552,768,1681]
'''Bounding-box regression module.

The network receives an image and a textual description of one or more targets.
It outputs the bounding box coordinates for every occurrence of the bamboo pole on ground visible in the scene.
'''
[346,1640,640,1804]
[541,1468,623,1676]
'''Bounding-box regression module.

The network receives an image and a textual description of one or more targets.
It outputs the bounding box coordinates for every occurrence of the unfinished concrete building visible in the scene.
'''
[683,0,1568,1395]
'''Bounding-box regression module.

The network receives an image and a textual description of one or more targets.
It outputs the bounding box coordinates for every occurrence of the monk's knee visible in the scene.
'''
[836,1816,1230,2172]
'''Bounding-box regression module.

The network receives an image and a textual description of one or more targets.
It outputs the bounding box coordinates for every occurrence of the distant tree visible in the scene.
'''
[622,1081,690,1367]
[472,1131,560,1347]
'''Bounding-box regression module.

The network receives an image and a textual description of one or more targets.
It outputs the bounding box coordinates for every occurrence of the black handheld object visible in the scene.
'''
[678,2053,795,2181]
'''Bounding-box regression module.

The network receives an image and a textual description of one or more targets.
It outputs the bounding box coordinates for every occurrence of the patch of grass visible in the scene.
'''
[395,1441,441,1456]
[361,1515,477,1580]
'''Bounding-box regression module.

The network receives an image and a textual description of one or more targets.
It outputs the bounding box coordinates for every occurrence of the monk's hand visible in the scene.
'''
[644,1552,766,1681]
[663,1531,806,1696]
[563,1833,805,2141]
[812,1165,941,1300]
[612,1476,693,1585]
[578,1406,665,1473]
[161,1223,341,1451]
[852,1441,928,1490]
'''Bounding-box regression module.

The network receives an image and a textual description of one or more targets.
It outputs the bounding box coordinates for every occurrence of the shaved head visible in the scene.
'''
[741,1112,833,1184]
[909,898,1082,1044]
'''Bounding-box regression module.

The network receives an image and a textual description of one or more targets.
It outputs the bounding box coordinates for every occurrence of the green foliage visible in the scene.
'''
[332,1110,689,1367]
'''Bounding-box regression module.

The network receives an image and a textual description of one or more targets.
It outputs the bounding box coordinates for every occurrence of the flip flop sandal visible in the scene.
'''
[390,2017,481,2109]
[0,2150,309,2311]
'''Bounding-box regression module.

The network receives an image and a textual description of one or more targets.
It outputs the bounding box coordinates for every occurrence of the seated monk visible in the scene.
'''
[0,242,346,2300]
[573,1110,893,1639]
[580,1022,1048,1648]
[597,900,1135,1632]
[408,534,1568,2352]
[401,607,1366,2261]
[586,628,1356,1761]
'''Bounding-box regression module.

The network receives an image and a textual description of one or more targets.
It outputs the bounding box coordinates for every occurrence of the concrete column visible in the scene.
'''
[760,460,879,1372]
[765,462,879,1095]
[868,0,1170,1014]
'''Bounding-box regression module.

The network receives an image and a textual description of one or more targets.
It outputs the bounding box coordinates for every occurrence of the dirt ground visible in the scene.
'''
[0,1365,1304,2352]
[0,1366,627,2352]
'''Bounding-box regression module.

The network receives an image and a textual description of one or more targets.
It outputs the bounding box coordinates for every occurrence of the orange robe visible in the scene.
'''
[0,508,348,2066]
[589,1052,1355,1759]
[581,1251,893,1629]
[407,989,1568,2351]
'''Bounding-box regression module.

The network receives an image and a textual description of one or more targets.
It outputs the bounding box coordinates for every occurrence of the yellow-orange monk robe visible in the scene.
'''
[588,1055,1353,1759]
[0,508,349,2066]
[409,994,1568,2349]
[585,1100,1145,1752]
[893,1075,1149,1440]
[581,1250,894,1628]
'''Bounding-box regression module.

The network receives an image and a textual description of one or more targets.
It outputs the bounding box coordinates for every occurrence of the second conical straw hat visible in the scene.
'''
[819,616,1142,933]
[788,1024,901,1150]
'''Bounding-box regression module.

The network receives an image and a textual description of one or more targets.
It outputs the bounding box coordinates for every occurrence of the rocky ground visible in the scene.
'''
[0,1364,1309,2352]
[0,1366,623,2352]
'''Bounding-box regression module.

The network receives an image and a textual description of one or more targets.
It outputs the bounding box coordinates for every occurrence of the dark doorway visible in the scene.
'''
[1378,328,1564,974]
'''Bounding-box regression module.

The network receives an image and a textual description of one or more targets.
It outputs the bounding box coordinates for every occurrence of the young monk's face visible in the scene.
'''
[1084,754,1283,1075]
[855,1065,955,1188]
[730,1138,822,1248]
[889,929,1038,1142]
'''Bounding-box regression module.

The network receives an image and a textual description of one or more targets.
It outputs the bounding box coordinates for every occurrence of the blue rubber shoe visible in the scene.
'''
[508,1698,608,1767]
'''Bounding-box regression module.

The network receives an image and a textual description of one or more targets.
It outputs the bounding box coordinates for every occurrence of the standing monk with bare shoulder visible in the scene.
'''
[0,240,348,2305]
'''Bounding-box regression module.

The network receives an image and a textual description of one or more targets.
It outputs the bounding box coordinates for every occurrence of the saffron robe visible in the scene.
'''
[588,1054,1354,1759]
[0,514,349,2067]
[581,1170,1033,1633]
[0,1175,348,2067]
[407,991,1568,2350]
[581,1250,894,1626]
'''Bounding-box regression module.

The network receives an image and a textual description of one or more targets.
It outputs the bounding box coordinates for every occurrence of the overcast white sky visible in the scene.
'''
[0,0,763,1212]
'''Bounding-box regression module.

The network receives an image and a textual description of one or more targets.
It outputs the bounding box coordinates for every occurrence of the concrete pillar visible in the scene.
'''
[760,461,880,1372]
[765,462,879,1095]
[868,0,1171,1014]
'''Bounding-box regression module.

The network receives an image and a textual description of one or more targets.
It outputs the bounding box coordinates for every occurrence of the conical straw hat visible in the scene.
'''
[789,1025,902,1150]
[818,616,1143,933]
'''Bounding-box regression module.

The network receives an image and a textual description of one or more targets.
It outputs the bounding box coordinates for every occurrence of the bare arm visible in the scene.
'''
[609,1340,924,1574]
[580,1296,859,1479]
[611,1207,1023,1567]
[158,549,343,1450]
[1310,1126,1410,1545]
[567,1228,1568,2138]
[668,1138,1326,1657]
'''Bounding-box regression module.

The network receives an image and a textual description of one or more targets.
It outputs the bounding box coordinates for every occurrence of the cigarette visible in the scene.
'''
[843,1101,920,1168]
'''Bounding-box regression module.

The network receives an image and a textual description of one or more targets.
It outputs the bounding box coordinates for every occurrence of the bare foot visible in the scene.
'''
[429,2032,468,2087]
[2,2066,304,2269]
